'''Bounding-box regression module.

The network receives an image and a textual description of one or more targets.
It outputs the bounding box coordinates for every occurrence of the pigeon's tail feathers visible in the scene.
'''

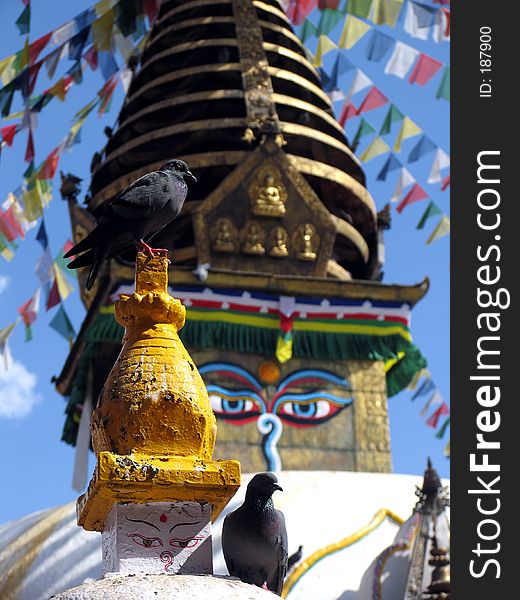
[85,250,106,290]
[287,546,303,570]
[66,248,95,269]
[63,227,106,258]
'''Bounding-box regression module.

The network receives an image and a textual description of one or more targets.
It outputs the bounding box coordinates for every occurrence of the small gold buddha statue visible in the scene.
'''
[212,218,236,253]
[241,222,265,255]
[294,223,318,262]
[268,227,289,258]
[251,173,286,217]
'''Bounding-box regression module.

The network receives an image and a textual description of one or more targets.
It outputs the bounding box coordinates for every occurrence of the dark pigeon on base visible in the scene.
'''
[222,472,288,596]
[64,159,196,290]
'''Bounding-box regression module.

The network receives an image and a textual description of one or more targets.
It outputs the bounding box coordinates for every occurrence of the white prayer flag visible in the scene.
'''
[346,70,372,103]
[404,1,430,41]
[427,148,451,184]
[391,167,415,202]
[384,41,419,78]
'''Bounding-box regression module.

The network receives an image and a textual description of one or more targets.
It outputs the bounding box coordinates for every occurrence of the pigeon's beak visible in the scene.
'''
[273,484,283,492]
[185,171,197,184]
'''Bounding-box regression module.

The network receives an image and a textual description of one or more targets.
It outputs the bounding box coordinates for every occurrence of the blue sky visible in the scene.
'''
[0,0,449,524]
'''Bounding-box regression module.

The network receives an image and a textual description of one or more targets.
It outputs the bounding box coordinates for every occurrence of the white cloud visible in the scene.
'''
[0,275,9,295]
[0,358,42,419]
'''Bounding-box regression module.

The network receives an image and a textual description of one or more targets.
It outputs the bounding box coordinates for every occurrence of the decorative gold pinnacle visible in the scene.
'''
[77,253,241,532]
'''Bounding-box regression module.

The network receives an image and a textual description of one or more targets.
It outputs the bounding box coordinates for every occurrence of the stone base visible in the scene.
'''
[49,574,278,599]
[77,452,241,532]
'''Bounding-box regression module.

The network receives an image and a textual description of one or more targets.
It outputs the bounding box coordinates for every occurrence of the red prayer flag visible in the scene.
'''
[1,125,17,147]
[29,32,52,65]
[46,278,61,310]
[28,61,43,96]
[426,402,450,428]
[356,87,388,115]
[38,147,60,180]
[409,54,443,86]
[98,76,118,116]
[84,45,98,71]
[441,173,450,191]
[287,0,317,25]
[24,129,35,163]
[442,9,451,37]
[0,205,25,241]
[63,239,75,255]
[18,289,40,327]
[396,183,428,213]
[144,0,160,26]
[338,101,358,127]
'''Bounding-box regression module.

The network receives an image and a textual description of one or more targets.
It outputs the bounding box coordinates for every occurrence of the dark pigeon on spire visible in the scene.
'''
[63,159,196,290]
[222,472,288,596]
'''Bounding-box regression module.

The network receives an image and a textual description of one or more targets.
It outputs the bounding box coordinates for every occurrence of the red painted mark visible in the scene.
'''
[160,551,174,572]
[160,513,168,523]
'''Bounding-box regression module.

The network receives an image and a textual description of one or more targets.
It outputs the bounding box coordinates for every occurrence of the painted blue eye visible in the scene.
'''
[222,399,247,413]
[291,403,317,417]
[208,391,261,424]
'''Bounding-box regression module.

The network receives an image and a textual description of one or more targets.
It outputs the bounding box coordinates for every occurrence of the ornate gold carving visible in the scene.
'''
[249,168,287,217]
[232,0,280,132]
[211,217,238,253]
[293,223,319,262]
[268,227,289,258]
[240,221,265,255]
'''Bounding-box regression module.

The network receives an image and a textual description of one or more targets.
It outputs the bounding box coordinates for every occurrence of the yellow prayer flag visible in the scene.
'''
[94,0,115,16]
[275,335,293,364]
[22,185,44,222]
[1,110,24,121]
[19,38,30,71]
[371,0,404,27]
[53,264,75,301]
[339,15,371,50]
[407,368,431,390]
[426,215,450,245]
[359,136,390,162]
[312,35,337,68]
[0,55,17,85]
[393,117,422,152]
[50,78,67,101]
[68,115,88,144]
[1,247,14,262]
[92,10,115,51]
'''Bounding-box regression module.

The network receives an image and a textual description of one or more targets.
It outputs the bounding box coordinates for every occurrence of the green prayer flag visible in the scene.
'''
[371,0,404,27]
[436,67,450,101]
[23,161,35,182]
[436,417,450,439]
[379,104,404,135]
[55,249,77,279]
[352,118,375,150]
[417,201,442,229]
[318,9,344,35]
[299,19,319,43]
[50,305,76,342]
[347,0,373,18]
[24,323,33,342]
[16,5,31,35]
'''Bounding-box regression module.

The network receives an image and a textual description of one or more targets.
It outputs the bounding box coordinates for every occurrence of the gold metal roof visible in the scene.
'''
[88,0,379,279]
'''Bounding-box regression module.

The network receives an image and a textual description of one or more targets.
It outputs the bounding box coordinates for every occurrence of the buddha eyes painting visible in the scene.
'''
[200,362,352,471]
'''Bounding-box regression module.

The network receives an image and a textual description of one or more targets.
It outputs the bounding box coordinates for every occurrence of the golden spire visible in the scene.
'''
[77,253,241,532]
